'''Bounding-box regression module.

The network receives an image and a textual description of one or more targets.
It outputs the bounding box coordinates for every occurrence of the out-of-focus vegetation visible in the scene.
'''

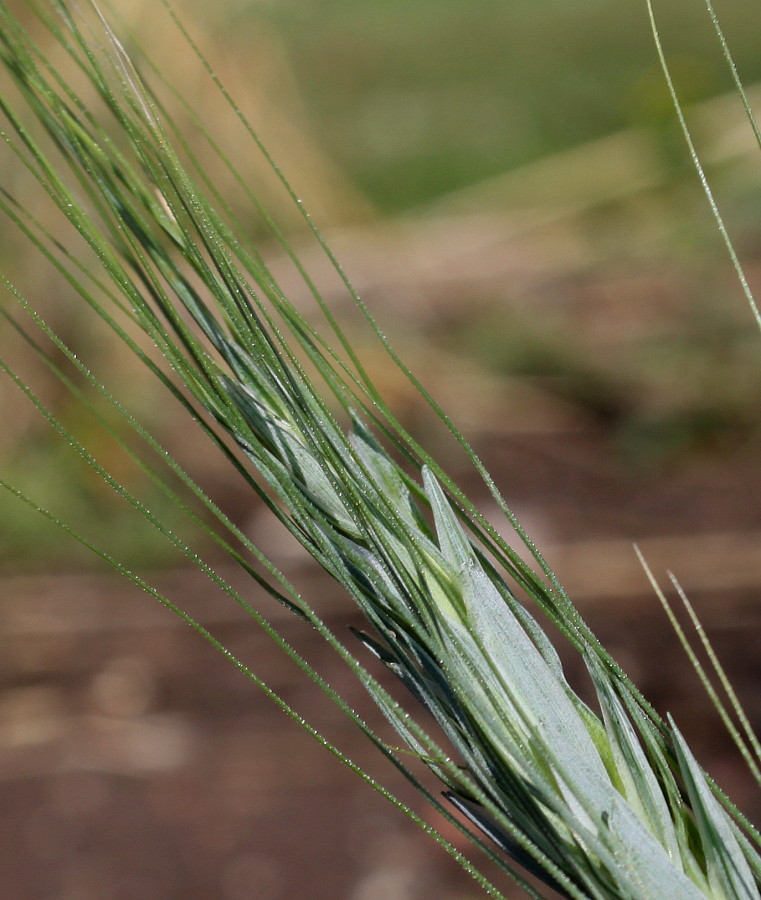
[3,0,761,570]
[255,0,761,210]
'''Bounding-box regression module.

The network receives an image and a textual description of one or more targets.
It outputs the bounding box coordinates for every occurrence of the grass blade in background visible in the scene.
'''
[0,1,759,897]
[645,0,761,332]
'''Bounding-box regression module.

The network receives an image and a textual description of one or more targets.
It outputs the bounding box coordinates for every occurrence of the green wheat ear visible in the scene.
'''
[0,2,759,898]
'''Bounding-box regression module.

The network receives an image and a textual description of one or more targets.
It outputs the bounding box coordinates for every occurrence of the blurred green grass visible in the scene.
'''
[254,0,761,210]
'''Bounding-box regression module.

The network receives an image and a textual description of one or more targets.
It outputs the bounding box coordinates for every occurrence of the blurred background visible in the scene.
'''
[1,0,761,896]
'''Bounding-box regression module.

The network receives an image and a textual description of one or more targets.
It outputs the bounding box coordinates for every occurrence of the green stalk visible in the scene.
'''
[0,2,758,897]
